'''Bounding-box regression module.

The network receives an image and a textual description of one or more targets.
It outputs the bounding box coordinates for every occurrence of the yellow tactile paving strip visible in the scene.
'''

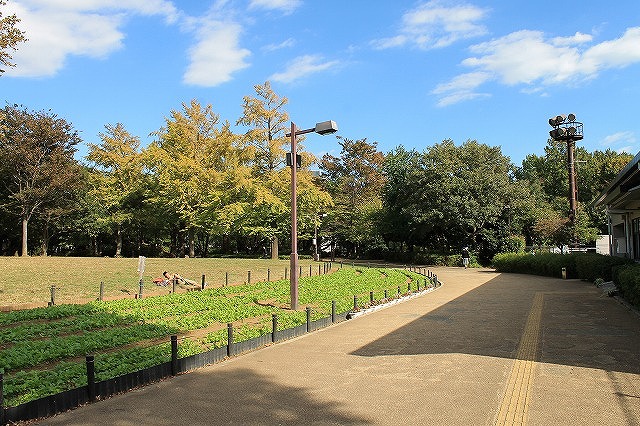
[495,292,544,426]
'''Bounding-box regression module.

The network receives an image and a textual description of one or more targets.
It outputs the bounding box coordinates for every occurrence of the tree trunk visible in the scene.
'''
[41,226,49,256]
[203,234,209,258]
[91,236,98,256]
[188,228,195,258]
[271,235,279,259]
[21,216,29,256]
[115,224,122,257]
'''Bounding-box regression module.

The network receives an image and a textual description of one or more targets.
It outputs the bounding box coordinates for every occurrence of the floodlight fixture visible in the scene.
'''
[314,120,339,135]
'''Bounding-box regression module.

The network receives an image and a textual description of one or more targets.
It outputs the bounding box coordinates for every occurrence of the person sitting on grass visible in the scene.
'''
[162,271,198,286]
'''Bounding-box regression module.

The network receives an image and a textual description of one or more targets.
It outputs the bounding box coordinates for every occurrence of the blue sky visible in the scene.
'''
[2,0,640,165]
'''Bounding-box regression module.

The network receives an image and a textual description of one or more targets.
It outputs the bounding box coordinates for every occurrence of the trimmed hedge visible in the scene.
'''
[492,252,638,308]
[384,251,480,268]
[492,252,632,280]
[612,264,640,308]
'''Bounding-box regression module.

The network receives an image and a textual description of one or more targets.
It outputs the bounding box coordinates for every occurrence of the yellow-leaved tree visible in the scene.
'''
[147,99,251,257]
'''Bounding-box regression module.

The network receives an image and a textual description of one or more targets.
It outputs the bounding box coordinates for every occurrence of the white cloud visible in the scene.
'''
[262,38,296,52]
[372,0,489,50]
[183,20,251,86]
[248,0,301,14]
[602,131,636,147]
[616,146,635,155]
[269,54,339,83]
[431,71,491,106]
[4,0,179,77]
[434,26,640,106]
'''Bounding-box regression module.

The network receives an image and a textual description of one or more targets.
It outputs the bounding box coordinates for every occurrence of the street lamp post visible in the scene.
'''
[287,120,338,310]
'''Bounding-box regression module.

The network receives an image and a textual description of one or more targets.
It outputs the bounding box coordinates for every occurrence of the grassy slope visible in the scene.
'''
[0,257,324,305]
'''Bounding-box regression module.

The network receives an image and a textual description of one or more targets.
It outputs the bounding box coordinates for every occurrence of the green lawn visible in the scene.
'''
[0,256,325,306]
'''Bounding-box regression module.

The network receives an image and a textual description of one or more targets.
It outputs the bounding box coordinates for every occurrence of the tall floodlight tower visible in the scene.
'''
[548,113,584,223]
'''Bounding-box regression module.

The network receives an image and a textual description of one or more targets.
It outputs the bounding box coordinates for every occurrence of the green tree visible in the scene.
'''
[381,140,516,262]
[320,137,385,258]
[380,146,421,251]
[0,105,83,256]
[0,0,27,74]
[86,123,147,257]
[518,141,633,240]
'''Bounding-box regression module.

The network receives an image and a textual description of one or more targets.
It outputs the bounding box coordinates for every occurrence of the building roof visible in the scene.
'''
[595,151,640,209]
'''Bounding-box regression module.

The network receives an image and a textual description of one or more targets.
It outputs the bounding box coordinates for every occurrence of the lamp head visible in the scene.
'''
[314,120,338,135]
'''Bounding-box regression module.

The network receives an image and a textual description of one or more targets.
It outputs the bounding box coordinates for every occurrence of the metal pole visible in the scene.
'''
[1,372,4,426]
[171,335,178,375]
[227,323,234,357]
[99,281,104,301]
[290,122,299,310]
[313,220,319,261]
[86,355,96,402]
[272,314,278,343]
[567,139,577,224]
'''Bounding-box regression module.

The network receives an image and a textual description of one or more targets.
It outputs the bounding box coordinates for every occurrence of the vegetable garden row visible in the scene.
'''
[0,266,432,408]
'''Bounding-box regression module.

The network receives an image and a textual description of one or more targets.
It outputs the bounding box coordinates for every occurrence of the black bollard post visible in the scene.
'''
[306,306,311,332]
[1,372,4,426]
[86,355,96,402]
[384,289,388,299]
[299,265,303,278]
[318,265,321,276]
[201,274,206,290]
[340,261,343,268]
[171,335,178,375]
[99,281,104,301]
[370,291,374,304]
[398,286,401,296]
[408,283,411,292]
[331,300,336,323]
[248,271,251,285]
[284,267,288,280]
[309,265,312,277]
[267,268,271,282]
[227,323,234,357]
[139,279,143,299]
[225,272,229,287]
[50,285,56,306]
[272,314,278,343]
[353,295,358,310]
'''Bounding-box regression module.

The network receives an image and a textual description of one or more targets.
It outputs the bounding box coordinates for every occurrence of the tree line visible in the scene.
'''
[0,82,632,263]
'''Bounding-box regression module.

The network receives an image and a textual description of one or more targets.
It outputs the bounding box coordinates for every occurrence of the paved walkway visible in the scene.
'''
[39,268,640,425]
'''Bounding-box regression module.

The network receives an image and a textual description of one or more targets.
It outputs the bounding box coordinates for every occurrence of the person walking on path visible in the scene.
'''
[461,246,470,268]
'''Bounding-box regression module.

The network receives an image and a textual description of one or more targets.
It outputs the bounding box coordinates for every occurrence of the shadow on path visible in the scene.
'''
[44,367,371,425]
[351,273,640,375]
